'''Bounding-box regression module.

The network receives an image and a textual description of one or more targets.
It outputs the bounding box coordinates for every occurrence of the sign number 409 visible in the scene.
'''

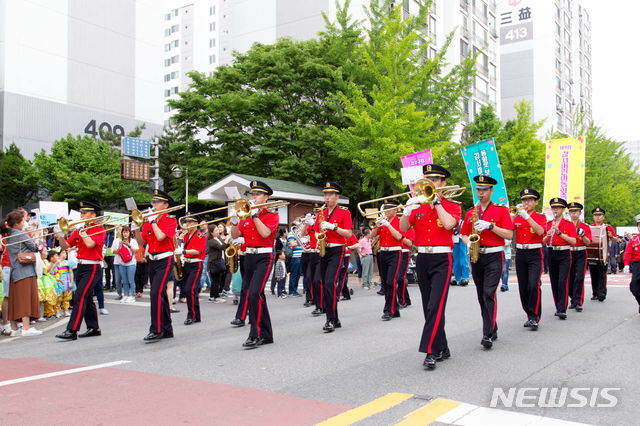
[84,120,125,139]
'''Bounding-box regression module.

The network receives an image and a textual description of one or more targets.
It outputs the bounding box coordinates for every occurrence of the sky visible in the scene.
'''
[579,0,639,141]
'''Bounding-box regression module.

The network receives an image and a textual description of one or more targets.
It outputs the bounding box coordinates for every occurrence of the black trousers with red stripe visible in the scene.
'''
[301,252,312,302]
[320,246,345,322]
[339,255,351,299]
[379,250,402,316]
[233,255,249,321]
[244,252,273,340]
[515,248,543,321]
[569,250,587,307]
[416,253,452,354]
[549,249,571,314]
[471,251,503,337]
[149,256,173,334]
[67,264,101,332]
[183,261,203,322]
[589,263,608,300]
[397,251,412,306]
[630,261,640,306]
[307,253,323,310]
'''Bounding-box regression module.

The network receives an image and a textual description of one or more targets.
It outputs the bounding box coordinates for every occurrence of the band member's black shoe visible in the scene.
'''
[332,319,342,329]
[590,296,598,300]
[162,331,174,338]
[491,330,498,341]
[242,337,258,348]
[598,297,605,302]
[230,318,245,327]
[78,328,101,338]
[256,337,273,346]
[555,312,567,320]
[568,303,577,309]
[184,319,194,325]
[481,336,493,349]
[524,320,532,328]
[435,348,451,362]
[303,301,313,307]
[376,290,385,295]
[423,354,437,370]
[311,309,322,316]
[56,330,77,340]
[530,320,539,330]
[323,321,335,333]
[381,313,391,321]
[575,305,583,312]
[143,332,163,342]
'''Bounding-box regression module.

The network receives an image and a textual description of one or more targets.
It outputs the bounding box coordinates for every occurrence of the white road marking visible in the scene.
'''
[0,360,131,387]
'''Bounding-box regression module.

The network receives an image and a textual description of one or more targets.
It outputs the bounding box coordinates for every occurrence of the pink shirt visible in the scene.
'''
[359,237,373,256]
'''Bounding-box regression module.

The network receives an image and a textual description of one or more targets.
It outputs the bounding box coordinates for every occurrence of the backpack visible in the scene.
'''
[118,243,133,263]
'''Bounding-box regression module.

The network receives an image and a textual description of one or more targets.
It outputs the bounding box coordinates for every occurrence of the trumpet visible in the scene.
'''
[509,204,523,215]
[357,179,466,216]
[182,199,290,230]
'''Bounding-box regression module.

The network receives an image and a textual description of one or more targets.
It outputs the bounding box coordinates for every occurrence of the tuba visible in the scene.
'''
[468,204,481,264]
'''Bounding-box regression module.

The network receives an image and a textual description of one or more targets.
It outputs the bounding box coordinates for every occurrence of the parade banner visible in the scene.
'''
[400,149,432,191]
[542,137,585,212]
[460,138,509,205]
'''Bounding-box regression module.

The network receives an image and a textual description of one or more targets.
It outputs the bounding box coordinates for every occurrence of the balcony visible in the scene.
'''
[490,74,497,86]
[476,64,489,77]
[460,0,469,12]
[475,90,489,103]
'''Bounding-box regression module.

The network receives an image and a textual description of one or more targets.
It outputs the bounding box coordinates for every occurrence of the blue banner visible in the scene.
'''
[460,138,509,205]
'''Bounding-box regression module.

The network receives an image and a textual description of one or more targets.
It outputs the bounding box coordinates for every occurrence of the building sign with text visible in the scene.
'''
[499,2,533,45]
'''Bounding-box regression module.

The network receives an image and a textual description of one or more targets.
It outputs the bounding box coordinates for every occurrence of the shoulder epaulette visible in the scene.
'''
[494,203,507,208]
[340,206,349,210]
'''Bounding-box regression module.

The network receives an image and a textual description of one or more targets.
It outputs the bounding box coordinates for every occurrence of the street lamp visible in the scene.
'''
[171,165,189,213]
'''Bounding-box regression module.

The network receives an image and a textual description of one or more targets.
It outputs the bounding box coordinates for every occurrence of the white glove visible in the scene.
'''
[230,216,239,225]
[518,209,530,220]
[624,265,630,274]
[299,236,310,245]
[146,213,157,223]
[406,196,422,205]
[250,208,259,217]
[321,221,336,231]
[233,237,245,245]
[474,220,492,231]
[403,203,420,216]
[304,213,315,225]
[130,223,140,231]
[174,247,184,255]
[377,218,390,227]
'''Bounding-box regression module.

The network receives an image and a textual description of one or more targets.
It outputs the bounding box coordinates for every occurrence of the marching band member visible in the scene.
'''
[133,190,177,342]
[300,210,323,314]
[460,175,513,350]
[178,216,206,325]
[400,164,460,369]
[512,188,546,330]
[230,236,248,326]
[623,214,640,313]
[568,202,592,312]
[230,181,279,348]
[55,201,105,340]
[371,200,404,320]
[589,207,619,302]
[397,227,414,307]
[543,198,577,320]
[314,182,352,333]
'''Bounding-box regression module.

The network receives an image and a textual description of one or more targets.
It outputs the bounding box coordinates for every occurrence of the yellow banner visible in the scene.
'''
[542,137,586,211]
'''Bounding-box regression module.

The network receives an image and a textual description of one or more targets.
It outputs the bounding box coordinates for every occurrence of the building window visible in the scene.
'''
[164,89,171,97]
[209,39,216,48]
[164,43,171,52]
[165,13,171,21]
[556,95,562,108]
[172,40,179,47]
[171,24,179,33]
[164,74,171,82]
[209,54,216,64]
[565,100,571,113]
[557,76,563,91]
[209,22,216,32]
[555,58,561,72]
[172,86,179,94]
[164,105,171,112]
[171,55,179,64]
[172,9,178,17]
[171,71,179,79]
[556,22,561,36]
[210,6,216,15]
[460,39,469,57]
[164,28,171,37]
[164,59,171,67]
[557,113,563,128]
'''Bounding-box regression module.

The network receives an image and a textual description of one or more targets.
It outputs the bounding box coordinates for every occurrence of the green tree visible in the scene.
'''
[33,134,148,209]
[462,104,503,146]
[0,144,39,207]
[498,101,545,204]
[327,0,475,197]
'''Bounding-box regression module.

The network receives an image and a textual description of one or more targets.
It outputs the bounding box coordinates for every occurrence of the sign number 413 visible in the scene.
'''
[84,120,125,140]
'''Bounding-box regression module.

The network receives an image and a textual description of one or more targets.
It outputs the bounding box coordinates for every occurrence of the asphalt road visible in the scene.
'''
[2,271,639,425]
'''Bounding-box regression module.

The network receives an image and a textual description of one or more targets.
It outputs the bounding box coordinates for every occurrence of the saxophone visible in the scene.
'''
[468,204,481,264]
[317,207,327,257]
[372,236,380,255]
[226,244,239,274]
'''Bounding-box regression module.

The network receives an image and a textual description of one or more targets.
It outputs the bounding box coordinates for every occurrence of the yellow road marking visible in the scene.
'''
[395,398,461,426]
[317,392,414,426]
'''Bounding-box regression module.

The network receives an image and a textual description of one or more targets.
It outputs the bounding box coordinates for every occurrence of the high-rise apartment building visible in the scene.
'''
[162,0,220,126]
[499,0,592,135]
[0,0,164,158]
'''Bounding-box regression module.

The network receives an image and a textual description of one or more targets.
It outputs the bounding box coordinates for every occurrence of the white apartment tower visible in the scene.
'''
[163,0,220,126]
[499,0,592,135]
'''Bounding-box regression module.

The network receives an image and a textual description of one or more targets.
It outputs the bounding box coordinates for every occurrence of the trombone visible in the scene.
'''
[1,215,112,246]
[357,179,466,216]
[178,204,234,227]
[182,199,290,230]
[85,205,186,236]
